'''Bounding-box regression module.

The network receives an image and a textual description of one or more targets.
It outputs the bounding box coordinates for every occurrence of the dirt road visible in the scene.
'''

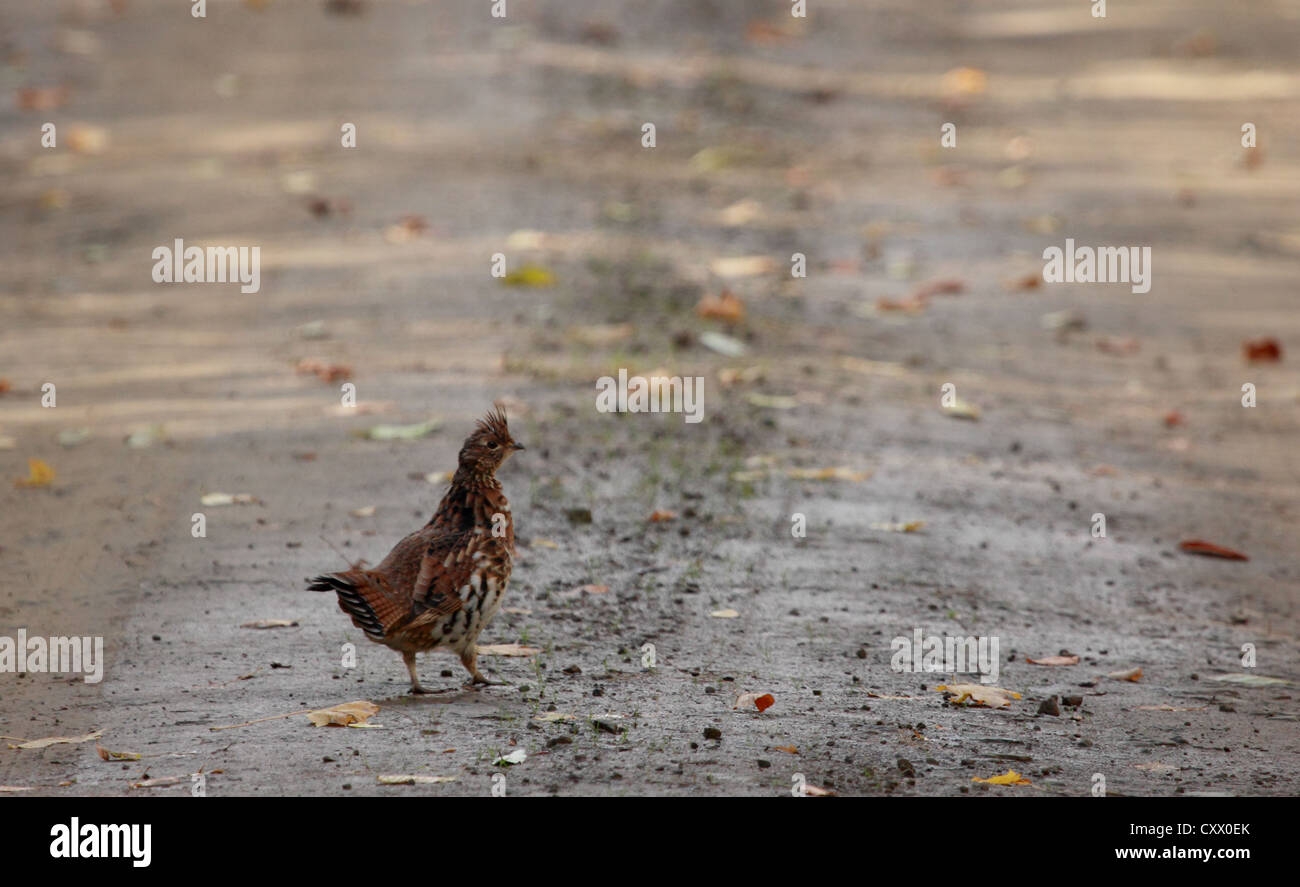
[2,0,1298,796]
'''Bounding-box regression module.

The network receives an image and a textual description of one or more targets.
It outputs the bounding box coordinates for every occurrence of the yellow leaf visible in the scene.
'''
[9,729,103,750]
[15,458,54,487]
[502,265,555,287]
[973,769,1031,785]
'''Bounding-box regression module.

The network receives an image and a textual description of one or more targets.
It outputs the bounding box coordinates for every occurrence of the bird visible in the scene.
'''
[308,407,524,693]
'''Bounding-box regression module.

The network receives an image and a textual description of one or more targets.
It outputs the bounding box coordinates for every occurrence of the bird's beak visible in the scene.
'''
[511,442,526,451]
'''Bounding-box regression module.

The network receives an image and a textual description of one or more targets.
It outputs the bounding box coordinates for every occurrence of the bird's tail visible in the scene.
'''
[308,571,387,641]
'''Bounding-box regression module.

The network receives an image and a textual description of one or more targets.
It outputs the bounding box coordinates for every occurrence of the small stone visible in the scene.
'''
[1037,696,1061,717]
[703,727,722,740]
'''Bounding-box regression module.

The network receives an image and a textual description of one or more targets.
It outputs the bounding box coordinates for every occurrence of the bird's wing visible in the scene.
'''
[409,530,475,617]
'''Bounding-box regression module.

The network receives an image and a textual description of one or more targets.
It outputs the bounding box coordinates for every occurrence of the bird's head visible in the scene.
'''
[457,406,524,476]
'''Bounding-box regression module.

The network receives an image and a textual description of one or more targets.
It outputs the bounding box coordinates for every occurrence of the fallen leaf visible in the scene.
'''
[695,290,745,322]
[1178,540,1248,561]
[716,199,765,226]
[350,505,376,518]
[868,520,925,533]
[502,265,555,287]
[699,331,749,357]
[295,359,352,383]
[493,749,526,766]
[96,744,141,762]
[530,538,559,549]
[734,692,776,712]
[800,783,836,797]
[67,125,109,155]
[972,769,1031,786]
[1242,338,1281,362]
[568,584,609,595]
[0,786,36,792]
[941,67,987,98]
[130,776,185,789]
[305,701,380,727]
[200,492,257,507]
[936,684,1021,708]
[1162,410,1184,428]
[383,214,428,244]
[710,609,740,619]
[875,295,927,314]
[355,419,440,441]
[17,86,70,111]
[773,745,799,755]
[1206,673,1290,687]
[476,644,540,657]
[709,256,776,279]
[8,730,103,750]
[239,619,298,629]
[911,278,965,300]
[533,713,577,723]
[1026,655,1080,667]
[786,466,871,482]
[942,400,980,420]
[1107,667,1143,682]
[377,774,456,785]
[648,509,677,522]
[15,458,54,487]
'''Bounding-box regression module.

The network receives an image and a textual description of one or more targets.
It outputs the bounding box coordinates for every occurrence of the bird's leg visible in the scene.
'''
[403,652,430,694]
[460,645,508,687]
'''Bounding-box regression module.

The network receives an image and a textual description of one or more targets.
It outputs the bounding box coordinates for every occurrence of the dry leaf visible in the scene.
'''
[9,729,103,750]
[869,521,925,533]
[533,712,577,723]
[942,400,980,420]
[96,744,141,762]
[17,86,69,111]
[305,701,380,727]
[734,692,776,712]
[67,125,109,155]
[786,466,871,482]
[1107,667,1143,682]
[15,458,54,487]
[377,774,456,785]
[800,783,836,797]
[695,290,745,322]
[709,256,776,279]
[1178,540,1248,561]
[936,684,1021,708]
[568,584,609,595]
[493,749,526,766]
[973,769,1031,786]
[530,538,559,549]
[710,609,740,619]
[911,278,965,300]
[350,506,376,518]
[773,745,799,755]
[1026,655,1080,667]
[698,331,749,357]
[239,619,298,629]
[477,644,540,657]
[295,359,352,383]
[1206,673,1289,687]
[0,786,36,792]
[1242,338,1281,362]
[648,509,677,522]
[941,66,987,98]
[200,492,257,506]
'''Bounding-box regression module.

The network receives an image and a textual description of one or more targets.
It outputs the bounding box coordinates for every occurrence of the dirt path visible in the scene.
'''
[2,0,1298,796]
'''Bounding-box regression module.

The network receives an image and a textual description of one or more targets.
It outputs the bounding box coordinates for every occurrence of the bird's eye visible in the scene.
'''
[487,441,499,449]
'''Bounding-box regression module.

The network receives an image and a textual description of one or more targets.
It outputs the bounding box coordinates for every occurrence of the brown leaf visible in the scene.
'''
[1162,410,1184,428]
[734,692,776,712]
[911,278,965,300]
[648,508,677,522]
[695,290,745,323]
[1178,540,1248,561]
[1243,338,1281,362]
[305,700,380,728]
[16,86,69,111]
[8,729,103,750]
[295,359,352,383]
[96,743,141,762]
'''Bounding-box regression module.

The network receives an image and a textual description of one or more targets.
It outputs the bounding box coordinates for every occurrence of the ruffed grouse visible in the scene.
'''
[309,408,523,693]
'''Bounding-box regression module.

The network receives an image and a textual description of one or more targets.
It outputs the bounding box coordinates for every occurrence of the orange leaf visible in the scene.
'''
[15,458,54,488]
[1026,655,1079,667]
[648,509,677,522]
[754,694,775,712]
[1179,540,1248,561]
